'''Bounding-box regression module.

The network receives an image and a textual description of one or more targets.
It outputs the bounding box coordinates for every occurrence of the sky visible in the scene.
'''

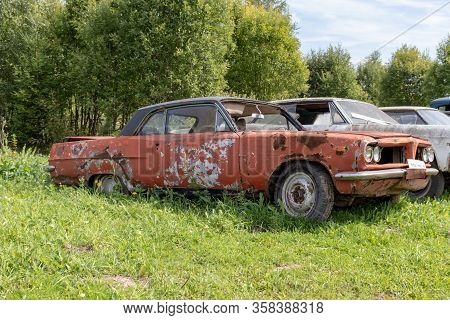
[285,0,450,64]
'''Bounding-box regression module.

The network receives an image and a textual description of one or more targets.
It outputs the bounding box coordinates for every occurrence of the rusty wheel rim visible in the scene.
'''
[281,172,316,217]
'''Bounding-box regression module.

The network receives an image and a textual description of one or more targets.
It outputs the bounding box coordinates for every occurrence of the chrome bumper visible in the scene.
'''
[43,165,55,172]
[335,168,439,181]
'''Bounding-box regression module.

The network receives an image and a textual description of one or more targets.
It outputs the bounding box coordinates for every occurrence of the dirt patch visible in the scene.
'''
[102,275,149,288]
[64,243,94,253]
[375,292,398,300]
[274,264,302,271]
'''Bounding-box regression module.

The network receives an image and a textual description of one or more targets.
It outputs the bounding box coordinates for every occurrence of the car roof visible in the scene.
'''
[381,106,436,111]
[271,97,369,104]
[120,97,286,136]
[138,96,281,111]
[430,96,450,108]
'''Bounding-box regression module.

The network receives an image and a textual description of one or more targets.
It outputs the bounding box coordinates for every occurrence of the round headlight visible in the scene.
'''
[364,146,374,163]
[421,148,429,163]
[373,146,382,163]
[426,147,435,163]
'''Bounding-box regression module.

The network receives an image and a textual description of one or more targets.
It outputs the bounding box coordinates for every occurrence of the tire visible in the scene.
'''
[408,170,445,199]
[275,162,334,221]
[93,175,125,194]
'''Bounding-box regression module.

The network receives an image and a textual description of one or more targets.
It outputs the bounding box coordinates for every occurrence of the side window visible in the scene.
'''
[388,111,425,125]
[216,112,232,132]
[330,104,345,124]
[139,111,165,135]
[167,105,217,134]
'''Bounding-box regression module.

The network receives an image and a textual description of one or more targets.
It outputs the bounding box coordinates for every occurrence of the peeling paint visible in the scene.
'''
[164,138,236,188]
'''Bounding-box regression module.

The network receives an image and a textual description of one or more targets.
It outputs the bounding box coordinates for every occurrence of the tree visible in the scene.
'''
[85,0,236,129]
[380,45,431,106]
[226,3,309,100]
[423,34,450,102]
[306,45,366,99]
[0,0,65,148]
[357,51,385,105]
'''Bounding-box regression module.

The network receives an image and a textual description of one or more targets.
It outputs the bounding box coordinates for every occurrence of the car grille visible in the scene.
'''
[378,147,405,164]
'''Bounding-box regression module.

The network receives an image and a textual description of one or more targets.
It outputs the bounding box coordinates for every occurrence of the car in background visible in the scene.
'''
[430,97,450,116]
[44,97,437,221]
[381,106,450,126]
[273,98,449,199]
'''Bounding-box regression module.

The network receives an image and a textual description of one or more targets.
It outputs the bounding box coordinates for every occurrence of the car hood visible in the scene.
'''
[351,124,450,140]
[310,130,412,139]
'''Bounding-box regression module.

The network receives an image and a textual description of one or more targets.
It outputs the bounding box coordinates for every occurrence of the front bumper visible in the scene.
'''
[335,168,439,181]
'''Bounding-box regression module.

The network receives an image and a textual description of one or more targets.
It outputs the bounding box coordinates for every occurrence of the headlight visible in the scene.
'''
[421,148,429,163]
[373,146,382,163]
[426,147,435,163]
[364,146,374,163]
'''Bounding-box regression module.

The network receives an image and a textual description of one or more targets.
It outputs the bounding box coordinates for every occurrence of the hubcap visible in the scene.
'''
[281,172,316,217]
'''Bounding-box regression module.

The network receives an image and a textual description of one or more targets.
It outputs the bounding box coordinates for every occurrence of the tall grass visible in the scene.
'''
[0,148,448,299]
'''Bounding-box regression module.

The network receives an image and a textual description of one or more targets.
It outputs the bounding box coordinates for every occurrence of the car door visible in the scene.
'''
[160,104,241,190]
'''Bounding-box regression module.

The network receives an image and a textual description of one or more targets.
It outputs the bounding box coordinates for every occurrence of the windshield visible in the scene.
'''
[417,109,450,125]
[337,100,397,125]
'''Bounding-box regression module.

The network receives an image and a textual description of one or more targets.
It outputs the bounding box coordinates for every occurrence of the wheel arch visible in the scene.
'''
[267,158,335,201]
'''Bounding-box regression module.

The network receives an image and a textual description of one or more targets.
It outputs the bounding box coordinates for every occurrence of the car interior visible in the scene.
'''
[281,101,338,125]
[222,101,293,131]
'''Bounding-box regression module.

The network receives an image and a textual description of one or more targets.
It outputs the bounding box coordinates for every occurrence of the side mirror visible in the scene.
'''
[251,113,265,119]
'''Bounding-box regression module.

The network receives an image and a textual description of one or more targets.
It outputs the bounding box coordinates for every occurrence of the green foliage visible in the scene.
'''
[0,147,47,183]
[423,34,450,102]
[0,0,65,148]
[0,150,449,299]
[380,45,432,106]
[307,45,366,99]
[357,51,386,105]
[226,3,309,100]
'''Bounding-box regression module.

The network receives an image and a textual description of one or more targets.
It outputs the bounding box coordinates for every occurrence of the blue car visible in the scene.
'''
[430,97,450,116]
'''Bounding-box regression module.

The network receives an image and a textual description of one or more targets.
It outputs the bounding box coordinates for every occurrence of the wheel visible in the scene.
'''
[275,162,334,221]
[408,170,445,199]
[93,175,124,194]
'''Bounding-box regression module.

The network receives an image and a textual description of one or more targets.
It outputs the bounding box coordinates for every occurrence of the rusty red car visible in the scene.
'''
[44,97,438,220]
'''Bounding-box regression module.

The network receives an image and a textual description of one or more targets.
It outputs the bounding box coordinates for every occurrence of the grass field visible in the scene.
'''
[0,148,449,299]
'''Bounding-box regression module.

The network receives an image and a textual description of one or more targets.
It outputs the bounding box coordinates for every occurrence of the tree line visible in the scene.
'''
[0,0,448,150]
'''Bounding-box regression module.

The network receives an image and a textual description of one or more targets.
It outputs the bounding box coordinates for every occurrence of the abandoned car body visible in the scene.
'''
[45,97,438,220]
[274,98,450,198]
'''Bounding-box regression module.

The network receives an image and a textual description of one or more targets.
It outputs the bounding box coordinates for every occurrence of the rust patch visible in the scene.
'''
[291,185,305,203]
[71,142,87,157]
[56,146,64,157]
[296,133,327,149]
[272,134,287,150]
[335,146,349,156]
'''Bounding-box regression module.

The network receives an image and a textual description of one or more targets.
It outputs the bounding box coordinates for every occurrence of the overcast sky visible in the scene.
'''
[286,0,450,64]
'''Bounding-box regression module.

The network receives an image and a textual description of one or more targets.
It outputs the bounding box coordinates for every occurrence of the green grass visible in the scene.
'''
[0,148,449,299]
